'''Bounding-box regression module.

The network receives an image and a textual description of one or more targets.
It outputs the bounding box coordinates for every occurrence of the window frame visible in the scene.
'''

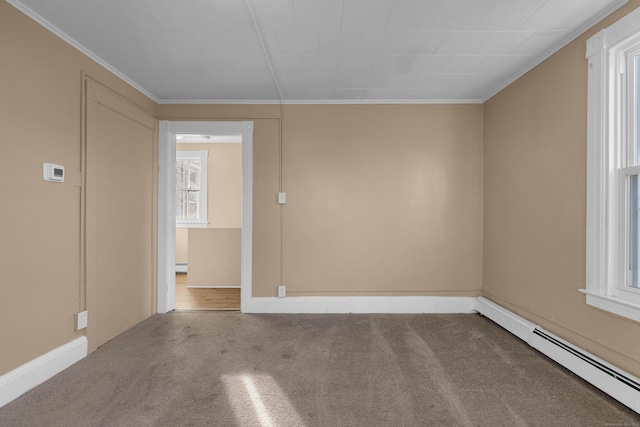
[175,150,208,228]
[584,7,640,323]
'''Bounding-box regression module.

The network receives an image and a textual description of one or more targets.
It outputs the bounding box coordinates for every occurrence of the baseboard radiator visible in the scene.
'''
[175,263,187,274]
[475,297,640,414]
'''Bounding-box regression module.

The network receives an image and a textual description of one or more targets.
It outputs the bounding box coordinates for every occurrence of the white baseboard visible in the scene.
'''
[186,286,241,289]
[175,263,187,274]
[475,297,640,414]
[243,296,477,314]
[474,296,536,345]
[0,336,87,408]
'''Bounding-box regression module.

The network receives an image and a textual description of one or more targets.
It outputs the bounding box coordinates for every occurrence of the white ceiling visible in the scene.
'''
[8,0,628,103]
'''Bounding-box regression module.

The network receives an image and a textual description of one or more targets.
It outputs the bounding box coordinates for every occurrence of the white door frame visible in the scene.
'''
[157,120,253,313]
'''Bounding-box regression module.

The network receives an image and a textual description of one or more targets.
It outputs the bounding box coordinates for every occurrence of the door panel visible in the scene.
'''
[85,79,155,351]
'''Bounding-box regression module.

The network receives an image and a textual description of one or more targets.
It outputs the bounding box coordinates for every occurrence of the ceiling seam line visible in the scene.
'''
[243,0,283,102]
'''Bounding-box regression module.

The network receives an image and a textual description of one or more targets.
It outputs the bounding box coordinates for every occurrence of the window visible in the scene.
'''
[584,7,640,322]
[176,150,208,227]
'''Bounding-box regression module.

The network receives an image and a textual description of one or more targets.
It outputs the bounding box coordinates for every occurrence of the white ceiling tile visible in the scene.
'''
[386,0,446,31]
[190,31,263,56]
[381,73,420,88]
[218,72,259,88]
[99,0,162,31]
[306,88,337,99]
[249,0,297,31]
[281,88,308,99]
[412,74,452,88]
[474,55,533,74]
[362,88,397,99]
[513,31,566,55]
[358,31,406,54]
[293,0,343,30]
[337,55,376,73]
[270,55,303,74]
[416,88,454,99]
[474,0,547,31]
[520,0,607,31]
[430,0,496,31]
[436,32,491,55]
[443,74,487,89]
[352,73,387,88]
[440,56,488,73]
[190,0,254,31]
[301,55,339,73]
[392,88,424,99]
[398,32,448,55]
[333,88,366,99]
[253,71,277,86]
[283,73,322,88]
[230,32,267,55]
[192,61,236,76]
[276,31,319,54]
[448,87,487,99]
[227,55,271,73]
[342,0,395,31]
[318,31,362,54]
[406,56,450,73]
[371,56,413,73]
[321,74,355,88]
[475,32,534,55]
[141,0,207,31]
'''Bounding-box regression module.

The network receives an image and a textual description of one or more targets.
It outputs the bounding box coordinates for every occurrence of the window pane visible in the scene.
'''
[629,174,640,288]
[176,160,186,189]
[176,190,186,220]
[188,160,201,189]
[187,191,199,220]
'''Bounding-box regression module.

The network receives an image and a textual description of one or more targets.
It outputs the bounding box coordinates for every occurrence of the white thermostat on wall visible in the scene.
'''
[43,163,65,183]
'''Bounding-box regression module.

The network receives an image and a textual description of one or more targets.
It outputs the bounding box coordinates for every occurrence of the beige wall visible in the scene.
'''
[176,228,189,264]
[282,105,483,296]
[0,2,156,375]
[483,1,640,378]
[187,228,241,287]
[160,104,484,297]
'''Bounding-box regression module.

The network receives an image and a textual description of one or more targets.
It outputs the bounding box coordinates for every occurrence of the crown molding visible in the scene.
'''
[157,98,483,105]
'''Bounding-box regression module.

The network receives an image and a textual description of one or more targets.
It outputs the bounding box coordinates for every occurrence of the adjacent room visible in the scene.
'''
[1,0,639,424]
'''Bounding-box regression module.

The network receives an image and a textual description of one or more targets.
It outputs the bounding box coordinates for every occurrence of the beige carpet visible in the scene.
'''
[0,313,637,426]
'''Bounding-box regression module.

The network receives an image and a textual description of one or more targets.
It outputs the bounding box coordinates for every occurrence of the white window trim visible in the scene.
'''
[584,7,640,323]
[176,150,208,228]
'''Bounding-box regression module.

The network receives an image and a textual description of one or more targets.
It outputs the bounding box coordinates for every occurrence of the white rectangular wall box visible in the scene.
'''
[278,192,286,204]
[76,311,88,330]
[43,163,64,182]
[278,285,286,298]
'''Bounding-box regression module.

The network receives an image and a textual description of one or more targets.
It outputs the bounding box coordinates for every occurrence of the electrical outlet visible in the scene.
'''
[76,310,88,330]
[278,285,286,298]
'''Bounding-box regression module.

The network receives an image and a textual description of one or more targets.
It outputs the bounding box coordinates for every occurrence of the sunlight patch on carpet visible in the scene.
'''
[223,373,306,427]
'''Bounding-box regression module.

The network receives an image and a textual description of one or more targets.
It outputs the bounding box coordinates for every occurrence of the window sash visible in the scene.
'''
[176,150,208,227]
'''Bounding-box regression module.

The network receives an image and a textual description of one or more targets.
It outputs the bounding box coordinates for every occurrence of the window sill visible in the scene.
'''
[579,289,640,323]
[176,222,208,228]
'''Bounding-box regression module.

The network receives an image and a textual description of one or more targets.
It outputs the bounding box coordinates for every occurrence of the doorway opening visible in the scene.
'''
[158,121,253,313]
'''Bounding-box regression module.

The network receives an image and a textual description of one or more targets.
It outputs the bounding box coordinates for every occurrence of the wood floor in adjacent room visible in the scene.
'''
[175,273,240,311]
